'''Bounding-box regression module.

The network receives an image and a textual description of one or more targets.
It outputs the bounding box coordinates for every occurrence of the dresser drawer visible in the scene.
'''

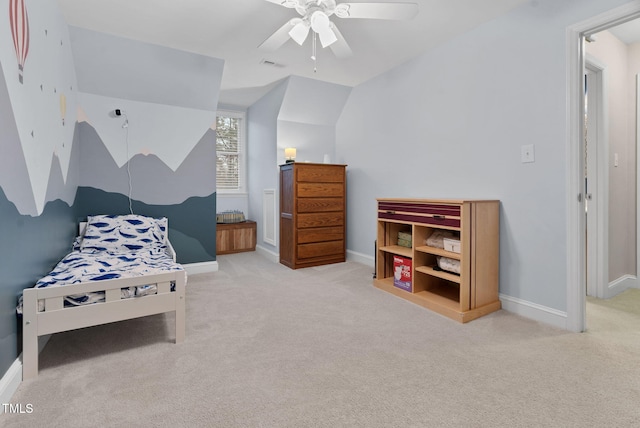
[297,183,344,198]
[298,212,344,228]
[298,226,344,244]
[297,240,344,260]
[297,165,345,183]
[298,198,343,213]
[378,201,461,228]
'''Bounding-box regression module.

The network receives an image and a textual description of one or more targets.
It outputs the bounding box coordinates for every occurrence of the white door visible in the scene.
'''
[584,60,607,299]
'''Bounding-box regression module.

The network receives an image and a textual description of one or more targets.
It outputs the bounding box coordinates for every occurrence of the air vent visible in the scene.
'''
[260,59,283,67]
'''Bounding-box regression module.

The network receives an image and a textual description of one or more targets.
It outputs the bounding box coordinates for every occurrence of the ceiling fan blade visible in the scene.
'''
[258,18,302,51]
[328,24,352,58]
[334,2,418,20]
[264,0,299,8]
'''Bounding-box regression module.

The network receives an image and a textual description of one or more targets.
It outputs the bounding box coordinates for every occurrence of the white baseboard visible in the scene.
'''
[347,250,374,267]
[499,294,568,330]
[607,274,638,298]
[255,245,279,263]
[0,356,22,406]
[184,261,218,275]
[255,247,375,267]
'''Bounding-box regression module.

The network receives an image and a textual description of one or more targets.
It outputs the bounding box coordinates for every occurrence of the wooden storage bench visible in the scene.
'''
[216,221,256,255]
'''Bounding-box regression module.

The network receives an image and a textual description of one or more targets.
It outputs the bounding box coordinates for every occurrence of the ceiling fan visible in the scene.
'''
[259,0,419,59]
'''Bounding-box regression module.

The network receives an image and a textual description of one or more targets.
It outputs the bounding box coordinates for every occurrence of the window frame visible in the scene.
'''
[215,109,247,195]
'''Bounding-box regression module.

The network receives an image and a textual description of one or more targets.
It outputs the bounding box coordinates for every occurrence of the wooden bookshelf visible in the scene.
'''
[374,198,501,323]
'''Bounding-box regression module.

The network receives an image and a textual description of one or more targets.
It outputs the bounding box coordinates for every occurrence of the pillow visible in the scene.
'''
[80,214,167,252]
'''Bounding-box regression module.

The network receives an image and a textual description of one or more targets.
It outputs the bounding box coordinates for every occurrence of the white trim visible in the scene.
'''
[262,189,277,246]
[216,193,249,198]
[183,261,219,275]
[255,244,279,263]
[347,249,374,268]
[499,294,568,330]
[566,23,587,333]
[608,274,639,297]
[0,357,23,405]
[636,74,640,298]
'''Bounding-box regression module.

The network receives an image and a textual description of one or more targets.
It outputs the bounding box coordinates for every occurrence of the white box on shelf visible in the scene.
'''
[443,238,461,253]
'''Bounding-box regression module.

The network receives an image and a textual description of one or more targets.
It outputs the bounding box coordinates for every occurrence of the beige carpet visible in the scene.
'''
[3,252,640,427]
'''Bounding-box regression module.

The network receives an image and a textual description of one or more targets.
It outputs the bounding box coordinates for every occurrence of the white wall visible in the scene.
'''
[247,80,287,252]
[336,0,632,314]
[246,76,351,254]
[278,76,351,164]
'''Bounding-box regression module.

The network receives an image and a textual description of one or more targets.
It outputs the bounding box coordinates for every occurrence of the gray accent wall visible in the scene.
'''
[0,190,78,377]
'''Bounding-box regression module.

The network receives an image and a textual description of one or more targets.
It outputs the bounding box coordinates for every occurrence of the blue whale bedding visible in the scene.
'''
[17,214,185,314]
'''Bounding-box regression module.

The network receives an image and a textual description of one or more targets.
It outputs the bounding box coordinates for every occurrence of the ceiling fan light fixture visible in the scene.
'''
[309,11,337,48]
[310,11,329,32]
[318,27,337,48]
[289,20,310,45]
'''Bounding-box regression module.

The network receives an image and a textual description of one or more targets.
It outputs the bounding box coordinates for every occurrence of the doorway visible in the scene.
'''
[567,4,640,332]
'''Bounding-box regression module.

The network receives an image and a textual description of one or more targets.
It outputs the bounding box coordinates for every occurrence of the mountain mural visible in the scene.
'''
[44,128,80,208]
[78,121,216,205]
[75,187,216,264]
[0,57,38,216]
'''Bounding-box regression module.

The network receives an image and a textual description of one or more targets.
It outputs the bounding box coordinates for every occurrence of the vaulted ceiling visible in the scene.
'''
[57,0,531,107]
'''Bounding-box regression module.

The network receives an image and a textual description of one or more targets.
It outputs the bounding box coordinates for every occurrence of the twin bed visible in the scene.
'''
[19,214,187,379]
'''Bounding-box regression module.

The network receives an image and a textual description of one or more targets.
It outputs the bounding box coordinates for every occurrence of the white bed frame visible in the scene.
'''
[21,222,186,380]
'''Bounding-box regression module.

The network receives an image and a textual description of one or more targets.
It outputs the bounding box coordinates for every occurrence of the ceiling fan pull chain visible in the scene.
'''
[312,32,318,73]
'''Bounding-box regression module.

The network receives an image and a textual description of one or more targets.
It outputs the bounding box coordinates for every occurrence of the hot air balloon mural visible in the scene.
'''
[9,0,30,84]
[60,93,66,126]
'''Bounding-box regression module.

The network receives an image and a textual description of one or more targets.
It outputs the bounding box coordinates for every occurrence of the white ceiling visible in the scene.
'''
[607,18,640,44]
[57,0,531,107]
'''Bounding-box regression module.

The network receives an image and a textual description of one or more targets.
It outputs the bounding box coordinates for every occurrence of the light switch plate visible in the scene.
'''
[521,144,535,163]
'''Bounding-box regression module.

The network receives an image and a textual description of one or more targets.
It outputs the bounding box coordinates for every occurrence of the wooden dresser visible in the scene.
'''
[279,163,347,269]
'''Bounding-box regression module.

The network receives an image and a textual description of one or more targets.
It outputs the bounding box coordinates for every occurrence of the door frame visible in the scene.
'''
[584,56,608,300]
[567,1,640,332]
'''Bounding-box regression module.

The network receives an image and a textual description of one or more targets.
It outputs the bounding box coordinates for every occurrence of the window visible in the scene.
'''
[216,110,246,193]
